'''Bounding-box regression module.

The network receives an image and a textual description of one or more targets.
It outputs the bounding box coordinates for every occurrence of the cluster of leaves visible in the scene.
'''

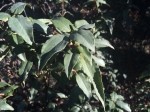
[0,0,132,112]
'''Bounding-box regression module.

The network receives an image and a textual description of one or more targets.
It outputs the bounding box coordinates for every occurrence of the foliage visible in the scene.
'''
[1,0,149,111]
[0,0,118,111]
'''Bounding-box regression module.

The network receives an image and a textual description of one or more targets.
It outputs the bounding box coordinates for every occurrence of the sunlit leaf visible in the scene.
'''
[0,12,11,22]
[38,19,52,25]
[8,16,34,45]
[39,35,68,70]
[0,100,14,111]
[76,73,92,98]
[77,46,92,64]
[10,2,27,14]
[70,29,95,52]
[92,67,105,109]
[79,24,95,30]
[116,100,131,112]
[75,20,89,29]
[57,93,68,98]
[80,55,95,79]
[18,53,27,62]
[52,17,73,32]
[12,34,24,45]
[0,47,10,61]
[92,55,105,67]
[64,51,80,78]
[2,85,18,97]
[95,38,114,49]
[32,20,49,34]
[110,92,124,102]
[0,82,9,88]
[19,61,33,82]
[108,100,116,109]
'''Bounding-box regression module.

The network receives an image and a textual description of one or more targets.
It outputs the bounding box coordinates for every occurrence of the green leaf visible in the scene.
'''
[0,12,11,22]
[92,55,105,67]
[75,20,89,29]
[77,46,92,64]
[32,20,49,34]
[12,34,24,45]
[80,55,95,79]
[0,47,10,61]
[57,93,68,98]
[52,17,73,32]
[76,73,92,98]
[0,82,9,88]
[97,0,106,4]
[110,92,124,102]
[10,2,27,14]
[39,35,68,70]
[0,100,14,111]
[18,53,27,62]
[95,38,114,49]
[88,0,107,7]
[92,67,105,109]
[41,34,65,54]
[70,105,81,112]
[55,0,69,4]
[70,29,95,52]
[2,85,18,97]
[38,19,52,25]
[19,61,33,82]
[116,101,131,112]
[108,100,116,109]
[79,24,95,30]
[8,16,33,45]
[64,51,80,78]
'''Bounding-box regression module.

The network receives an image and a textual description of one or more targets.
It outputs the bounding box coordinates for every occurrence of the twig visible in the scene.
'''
[0,3,13,11]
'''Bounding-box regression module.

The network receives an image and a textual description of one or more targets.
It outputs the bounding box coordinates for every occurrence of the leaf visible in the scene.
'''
[92,67,105,109]
[70,105,81,112]
[92,55,105,67]
[116,101,131,112]
[80,55,95,79]
[57,93,68,98]
[110,92,124,102]
[0,47,10,61]
[75,20,89,28]
[108,100,116,109]
[77,46,92,64]
[18,53,27,62]
[51,17,73,32]
[76,73,92,98]
[79,24,95,30]
[2,85,18,97]
[19,61,33,82]
[55,0,69,4]
[8,16,33,45]
[41,34,65,54]
[38,19,52,25]
[29,88,38,101]
[32,20,49,34]
[97,0,107,4]
[0,100,14,111]
[10,2,27,14]
[88,0,107,7]
[0,82,9,88]
[70,29,95,52]
[12,34,24,45]
[95,38,114,49]
[39,35,68,70]
[0,12,11,22]
[64,51,80,78]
